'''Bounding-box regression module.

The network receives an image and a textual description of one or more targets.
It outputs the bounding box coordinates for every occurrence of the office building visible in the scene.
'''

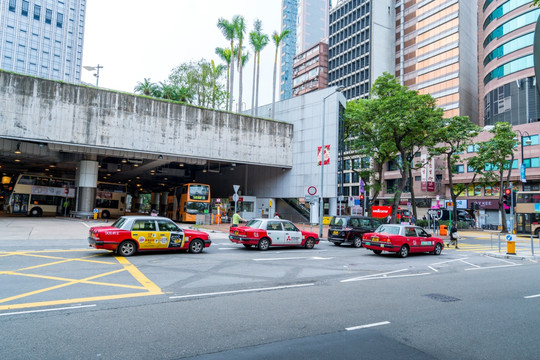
[0,0,86,83]
[280,0,297,101]
[396,0,478,121]
[327,0,395,101]
[479,0,540,126]
[292,41,328,97]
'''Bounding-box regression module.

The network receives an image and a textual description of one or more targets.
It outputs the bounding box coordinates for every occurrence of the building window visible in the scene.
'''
[45,9,52,24]
[33,4,41,20]
[453,164,465,173]
[523,157,540,168]
[523,135,539,146]
[361,157,370,168]
[21,0,29,16]
[467,144,480,153]
[9,0,16,12]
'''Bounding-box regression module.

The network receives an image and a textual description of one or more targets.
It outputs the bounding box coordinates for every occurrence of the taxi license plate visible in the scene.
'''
[234,231,239,235]
[332,231,339,235]
[372,236,379,241]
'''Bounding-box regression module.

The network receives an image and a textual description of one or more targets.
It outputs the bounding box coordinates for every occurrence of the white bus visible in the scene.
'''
[6,174,75,216]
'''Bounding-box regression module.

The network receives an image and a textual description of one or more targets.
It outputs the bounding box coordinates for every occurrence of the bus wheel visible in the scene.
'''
[101,210,110,219]
[29,207,42,217]
[535,228,540,237]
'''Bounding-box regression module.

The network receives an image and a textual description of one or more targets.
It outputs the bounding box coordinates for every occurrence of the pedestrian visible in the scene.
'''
[422,215,427,221]
[386,214,392,224]
[448,222,459,248]
[151,209,158,217]
[274,213,280,219]
[231,210,246,228]
[410,215,416,225]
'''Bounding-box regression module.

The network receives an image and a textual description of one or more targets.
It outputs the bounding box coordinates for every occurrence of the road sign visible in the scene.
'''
[232,194,239,202]
[233,185,240,193]
[505,234,514,242]
[307,186,317,196]
[428,209,443,220]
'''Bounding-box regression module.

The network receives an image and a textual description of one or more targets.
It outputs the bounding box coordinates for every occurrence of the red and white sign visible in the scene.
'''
[307,186,317,196]
[317,145,330,166]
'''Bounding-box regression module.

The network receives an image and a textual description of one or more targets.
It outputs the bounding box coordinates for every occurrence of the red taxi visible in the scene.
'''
[362,224,443,258]
[229,218,319,250]
[88,216,211,256]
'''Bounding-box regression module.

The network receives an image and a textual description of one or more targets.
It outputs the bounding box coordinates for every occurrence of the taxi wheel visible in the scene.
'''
[352,236,362,248]
[432,243,442,255]
[118,240,137,257]
[258,238,270,251]
[304,237,315,249]
[189,239,204,254]
[398,245,409,258]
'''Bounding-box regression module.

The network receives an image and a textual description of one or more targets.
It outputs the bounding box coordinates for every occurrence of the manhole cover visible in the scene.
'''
[424,293,461,302]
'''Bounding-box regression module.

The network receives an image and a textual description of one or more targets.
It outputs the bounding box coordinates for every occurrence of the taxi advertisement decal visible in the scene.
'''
[168,233,185,248]
[132,231,170,250]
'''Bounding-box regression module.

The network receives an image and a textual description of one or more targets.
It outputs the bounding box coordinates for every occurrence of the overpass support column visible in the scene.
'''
[76,160,98,214]
[151,193,160,213]
[160,192,169,216]
[329,198,337,217]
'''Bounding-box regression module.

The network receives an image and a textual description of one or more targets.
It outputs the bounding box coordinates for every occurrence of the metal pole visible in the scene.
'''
[498,233,501,253]
[510,181,514,234]
[319,98,326,238]
[531,234,534,257]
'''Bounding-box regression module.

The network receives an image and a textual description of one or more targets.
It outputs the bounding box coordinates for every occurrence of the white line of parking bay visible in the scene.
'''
[346,321,391,331]
[0,304,96,317]
[169,283,315,300]
[253,256,334,261]
[524,294,540,299]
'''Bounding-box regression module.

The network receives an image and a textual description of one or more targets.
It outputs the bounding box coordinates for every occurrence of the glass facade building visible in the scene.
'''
[0,0,86,83]
[280,0,297,101]
[480,0,540,126]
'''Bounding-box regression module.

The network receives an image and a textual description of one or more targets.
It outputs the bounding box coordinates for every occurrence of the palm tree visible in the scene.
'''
[234,15,246,113]
[271,29,290,119]
[134,78,157,96]
[207,60,225,109]
[215,47,232,110]
[217,17,237,112]
[249,19,269,116]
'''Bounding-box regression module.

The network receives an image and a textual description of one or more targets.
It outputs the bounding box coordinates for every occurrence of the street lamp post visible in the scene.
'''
[319,86,344,238]
[83,64,103,87]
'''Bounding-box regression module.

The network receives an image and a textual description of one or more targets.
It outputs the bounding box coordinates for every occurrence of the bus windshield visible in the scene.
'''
[189,185,209,201]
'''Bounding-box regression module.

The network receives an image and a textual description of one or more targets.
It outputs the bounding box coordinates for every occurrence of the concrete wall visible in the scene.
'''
[0,70,293,167]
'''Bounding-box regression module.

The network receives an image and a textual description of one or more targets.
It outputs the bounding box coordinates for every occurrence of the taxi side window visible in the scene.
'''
[282,222,299,231]
[157,220,180,232]
[359,219,371,227]
[132,220,156,231]
[267,222,283,231]
[405,227,416,237]
[350,218,359,227]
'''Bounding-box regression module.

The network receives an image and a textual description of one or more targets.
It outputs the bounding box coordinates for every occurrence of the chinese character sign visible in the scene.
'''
[317,145,330,166]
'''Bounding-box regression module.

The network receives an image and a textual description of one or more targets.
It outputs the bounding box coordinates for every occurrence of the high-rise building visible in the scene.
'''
[396,0,478,121]
[280,0,330,101]
[296,0,329,54]
[292,41,328,97]
[327,0,395,101]
[280,0,298,101]
[0,0,86,83]
[479,0,540,126]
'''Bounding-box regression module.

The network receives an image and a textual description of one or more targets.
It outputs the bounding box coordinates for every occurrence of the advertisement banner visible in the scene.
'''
[317,145,330,166]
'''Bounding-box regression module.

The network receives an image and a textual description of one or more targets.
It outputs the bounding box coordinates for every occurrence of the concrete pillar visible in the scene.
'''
[160,192,169,216]
[151,192,160,213]
[76,160,98,213]
[329,197,337,217]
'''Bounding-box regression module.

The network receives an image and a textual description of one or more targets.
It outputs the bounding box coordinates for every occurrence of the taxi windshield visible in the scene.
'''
[245,219,263,229]
[111,217,127,229]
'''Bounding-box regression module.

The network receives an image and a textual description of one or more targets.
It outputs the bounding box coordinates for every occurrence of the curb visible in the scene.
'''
[484,251,540,261]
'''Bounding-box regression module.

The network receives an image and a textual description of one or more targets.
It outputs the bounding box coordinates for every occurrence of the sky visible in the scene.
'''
[81,0,282,109]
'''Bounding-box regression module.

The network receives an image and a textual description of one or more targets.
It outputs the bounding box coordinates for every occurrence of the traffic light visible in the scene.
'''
[503,188,511,212]
[359,194,365,207]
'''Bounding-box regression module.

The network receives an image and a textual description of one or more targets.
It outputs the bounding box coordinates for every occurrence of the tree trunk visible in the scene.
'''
[255,52,261,116]
[229,41,235,112]
[251,52,257,115]
[272,49,278,119]
[408,166,417,220]
[238,54,243,113]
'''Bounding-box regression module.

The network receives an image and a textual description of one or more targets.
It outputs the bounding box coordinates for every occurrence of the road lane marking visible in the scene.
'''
[459,259,481,268]
[428,266,439,272]
[524,294,540,299]
[341,269,408,282]
[465,263,522,271]
[169,283,315,300]
[0,304,96,317]
[346,321,391,331]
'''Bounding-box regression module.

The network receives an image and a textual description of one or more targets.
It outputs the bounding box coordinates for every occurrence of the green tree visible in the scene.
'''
[345,98,398,215]
[234,15,246,113]
[430,116,481,224]
[468,122,518,233]
[217,17,237,112]
[215,47,232,110]
[367,73,444,223]
[532,0,540,6]
[208,60,226,109]
[249,19,269,116]
[134,78,158,96]
[271,29,290,119]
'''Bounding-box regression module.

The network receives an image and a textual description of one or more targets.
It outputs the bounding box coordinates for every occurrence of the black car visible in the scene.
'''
[328,216,382,247]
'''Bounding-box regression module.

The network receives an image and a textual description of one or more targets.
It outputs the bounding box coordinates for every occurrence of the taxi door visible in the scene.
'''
[131,219,163,250]
[157,220,185,249]
[415,227,434,252]
[265,221,285,245]
[282,221,303,245]
[404,226,421,253]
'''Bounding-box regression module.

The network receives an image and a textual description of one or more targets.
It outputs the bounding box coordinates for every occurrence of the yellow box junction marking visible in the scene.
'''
[0,250,162,311]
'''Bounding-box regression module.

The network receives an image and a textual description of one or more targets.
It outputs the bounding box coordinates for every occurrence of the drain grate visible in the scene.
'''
[424,293,461,302]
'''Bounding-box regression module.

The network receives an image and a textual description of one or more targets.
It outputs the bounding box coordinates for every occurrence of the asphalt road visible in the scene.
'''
[1,217,539,359]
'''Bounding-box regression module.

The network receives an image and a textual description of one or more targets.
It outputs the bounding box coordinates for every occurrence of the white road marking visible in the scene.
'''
[431,257,470,266]
[465,263,522,271]
[0,304,96,317]
[346,321,391,331]
[524,294,540,299]
[341,269,408,282]
[460,259,481,268]
[428,266,439,272]
[169,283,315,300]
[253,256,333,261]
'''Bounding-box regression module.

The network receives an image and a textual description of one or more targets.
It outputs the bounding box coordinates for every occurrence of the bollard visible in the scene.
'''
[506,238,516,255]
[498,234,501,253]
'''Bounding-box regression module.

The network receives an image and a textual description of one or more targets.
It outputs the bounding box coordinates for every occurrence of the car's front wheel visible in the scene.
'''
[117,240,137,257]
[258,238,270,251]
[352,236,362,248]
[398,245,409,258]
[189,239,204,254]
[432,243,442,255]
[304,237,315,249]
